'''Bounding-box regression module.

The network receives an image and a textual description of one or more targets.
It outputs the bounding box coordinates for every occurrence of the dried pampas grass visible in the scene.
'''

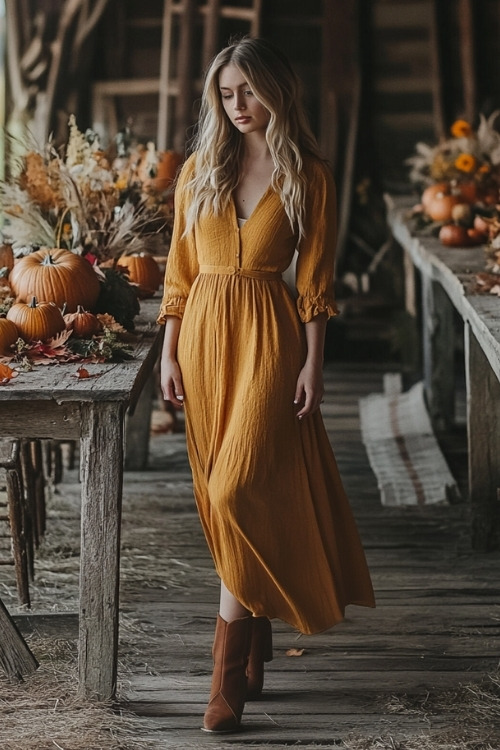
[343,674,500,749]
[0,626,155,750]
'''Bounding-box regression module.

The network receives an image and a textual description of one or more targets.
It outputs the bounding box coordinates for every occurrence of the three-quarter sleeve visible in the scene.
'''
[157,154,199,324]
[295,159,339,323]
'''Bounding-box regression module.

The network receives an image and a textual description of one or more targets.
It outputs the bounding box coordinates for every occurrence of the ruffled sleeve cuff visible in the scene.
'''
[296,294,339,323]
[156,297,186,325]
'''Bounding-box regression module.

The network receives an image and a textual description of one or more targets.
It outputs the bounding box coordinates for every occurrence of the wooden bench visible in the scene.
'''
[386,195,500,551]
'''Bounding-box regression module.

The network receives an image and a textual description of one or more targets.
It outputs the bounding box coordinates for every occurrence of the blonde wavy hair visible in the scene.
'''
[184,37,323,240]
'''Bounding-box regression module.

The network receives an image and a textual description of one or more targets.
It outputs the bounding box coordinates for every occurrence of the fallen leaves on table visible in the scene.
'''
[471,271,500,296]
[285,648,305,657]
[0,362,17,383]
[0,316,136,371]
[73,365,98,379]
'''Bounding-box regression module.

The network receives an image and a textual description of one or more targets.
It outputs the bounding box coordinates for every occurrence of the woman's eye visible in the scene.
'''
[244,90,253,96]
[221,94,232,100]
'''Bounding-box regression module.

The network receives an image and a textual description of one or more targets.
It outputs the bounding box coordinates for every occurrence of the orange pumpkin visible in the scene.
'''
[117,253,163,298]
[9,248,100,313]
[64,306,102,338]
[0,317,19,354]
[139,150,183,193]
[421,182,451,210]
[423,188,461,222]
[7,296,66,342]
[0,243,14,273]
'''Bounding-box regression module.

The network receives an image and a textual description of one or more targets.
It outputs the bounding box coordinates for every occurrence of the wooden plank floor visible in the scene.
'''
[4,360,500,748]
[115,361,500,747]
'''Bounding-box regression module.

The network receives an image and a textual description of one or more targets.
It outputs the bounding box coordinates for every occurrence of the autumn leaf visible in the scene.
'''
[96,313,127,333]
[45,329,74,349]
[73,365,99,379]
[285,648,305,657]
[0,363,18,384]
[472,272,500,294]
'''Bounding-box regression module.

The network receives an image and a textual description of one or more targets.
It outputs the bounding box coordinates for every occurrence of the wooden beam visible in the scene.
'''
[458,0,477,123]
[173,0,197,153]
[321,0,361,269]
[429,0,447,138]
[202,0,221,71]
[0,598,38,681]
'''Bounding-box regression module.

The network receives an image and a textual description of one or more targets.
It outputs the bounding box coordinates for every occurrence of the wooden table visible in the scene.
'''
[0,298,163,700]
[386,195,500,551]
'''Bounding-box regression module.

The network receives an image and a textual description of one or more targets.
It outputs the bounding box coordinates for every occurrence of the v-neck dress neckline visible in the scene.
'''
[232,183,273,229]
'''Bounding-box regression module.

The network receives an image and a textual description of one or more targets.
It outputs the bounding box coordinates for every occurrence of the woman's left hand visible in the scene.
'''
[294,361,324,419]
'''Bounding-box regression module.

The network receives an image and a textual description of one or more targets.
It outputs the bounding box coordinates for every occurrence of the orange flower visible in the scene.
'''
[451,119,473,138]
[455,153,477,173]
[479,164,491,174]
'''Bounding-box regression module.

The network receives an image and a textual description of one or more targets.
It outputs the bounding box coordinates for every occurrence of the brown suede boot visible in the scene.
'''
[247,616,273,700]
[202,614,252,733]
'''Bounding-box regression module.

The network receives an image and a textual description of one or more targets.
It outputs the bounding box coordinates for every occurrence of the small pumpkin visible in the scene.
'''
[64,305,102,338]
[7,296,66,342]
[0,317,19,354]
[9,247,101,313]
[116,253,163,298]
[0,243,14,273]
[439,223,472,247]
[421,182,451,210]
[466,227,487,245]
[423,187,461,222]
[473,214,492,235]
[450,203,472,226]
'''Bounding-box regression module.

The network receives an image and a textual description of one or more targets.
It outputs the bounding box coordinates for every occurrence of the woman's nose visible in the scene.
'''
[234,93,246,110]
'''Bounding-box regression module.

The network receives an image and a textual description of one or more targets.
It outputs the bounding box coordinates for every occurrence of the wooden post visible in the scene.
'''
[465,324,500,551]
[78,401,124,701]
[0,598,38,681]
[421,275,455,431]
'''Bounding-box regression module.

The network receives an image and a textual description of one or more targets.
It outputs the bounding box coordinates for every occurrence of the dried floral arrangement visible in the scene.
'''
[1,116,178,261]
[407,114,500,189]
[0,118,183,374]
[406,114,500,296]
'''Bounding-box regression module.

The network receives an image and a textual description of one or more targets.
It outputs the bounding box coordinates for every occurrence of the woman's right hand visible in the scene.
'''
[160,357,185,408]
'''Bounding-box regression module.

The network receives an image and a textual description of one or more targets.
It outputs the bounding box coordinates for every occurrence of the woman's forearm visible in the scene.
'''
[161,316,182,362]
[304,312,328,366]
[160,316,185,407]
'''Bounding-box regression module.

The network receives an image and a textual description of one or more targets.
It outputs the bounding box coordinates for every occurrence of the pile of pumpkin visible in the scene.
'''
[0,243,163,357]
[418,181,498,247]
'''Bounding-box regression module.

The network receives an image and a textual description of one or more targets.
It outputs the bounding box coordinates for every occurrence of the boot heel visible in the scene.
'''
[247,616,273,700]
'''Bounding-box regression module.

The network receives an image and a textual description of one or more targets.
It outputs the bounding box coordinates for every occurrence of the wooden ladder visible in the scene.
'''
[157,0,262,152]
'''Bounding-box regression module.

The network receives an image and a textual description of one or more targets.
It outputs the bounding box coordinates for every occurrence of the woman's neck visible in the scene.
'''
[241,132,271,163]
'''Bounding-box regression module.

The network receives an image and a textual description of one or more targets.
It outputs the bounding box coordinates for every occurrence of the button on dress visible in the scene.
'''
[158,153,375,634]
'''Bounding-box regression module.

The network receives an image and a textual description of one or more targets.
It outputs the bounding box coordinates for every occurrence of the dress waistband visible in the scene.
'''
[199,264,282,281]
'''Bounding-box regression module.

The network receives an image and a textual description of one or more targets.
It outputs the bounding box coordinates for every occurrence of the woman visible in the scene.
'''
[158,36,375,734]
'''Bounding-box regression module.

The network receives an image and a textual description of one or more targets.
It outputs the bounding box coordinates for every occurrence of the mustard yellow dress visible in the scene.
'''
[158,153,375,634]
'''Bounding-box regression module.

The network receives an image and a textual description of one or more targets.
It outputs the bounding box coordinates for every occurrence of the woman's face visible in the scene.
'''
[219,64,270,136]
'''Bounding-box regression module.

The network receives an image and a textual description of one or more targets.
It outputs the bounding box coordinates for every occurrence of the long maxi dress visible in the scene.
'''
[158,152,375,635]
